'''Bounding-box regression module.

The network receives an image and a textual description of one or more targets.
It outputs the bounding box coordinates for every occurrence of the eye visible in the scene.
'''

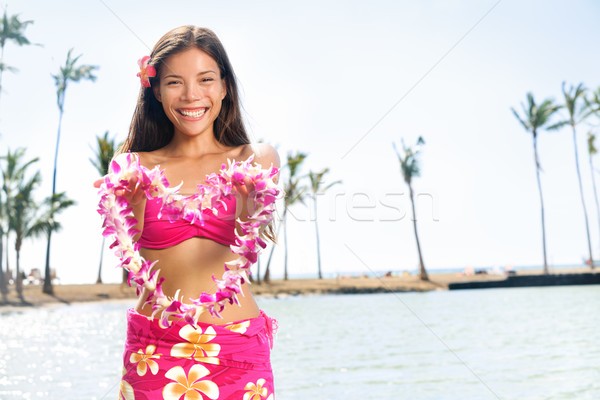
[166,80,181,85]
[201,78,214,82]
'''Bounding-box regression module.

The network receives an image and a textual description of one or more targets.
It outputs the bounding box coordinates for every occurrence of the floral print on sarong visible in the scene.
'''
[120,308,276,400]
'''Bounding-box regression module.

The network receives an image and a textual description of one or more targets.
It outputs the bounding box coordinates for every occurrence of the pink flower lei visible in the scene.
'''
[97,153,281,328]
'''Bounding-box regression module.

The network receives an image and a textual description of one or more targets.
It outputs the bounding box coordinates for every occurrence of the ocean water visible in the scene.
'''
[0,285,599,400]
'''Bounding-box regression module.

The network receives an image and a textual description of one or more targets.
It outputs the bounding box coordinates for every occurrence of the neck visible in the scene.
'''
[165,130,227,158]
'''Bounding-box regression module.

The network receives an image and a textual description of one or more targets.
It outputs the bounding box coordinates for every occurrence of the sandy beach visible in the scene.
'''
[2,267,595,309]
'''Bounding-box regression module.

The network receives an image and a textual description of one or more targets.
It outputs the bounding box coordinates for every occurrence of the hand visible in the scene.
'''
[94,176,146,206]
[232,176,257,217]
[232,175,255,197]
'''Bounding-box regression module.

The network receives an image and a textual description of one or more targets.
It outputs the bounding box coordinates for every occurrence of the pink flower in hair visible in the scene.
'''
[136,56,156,87]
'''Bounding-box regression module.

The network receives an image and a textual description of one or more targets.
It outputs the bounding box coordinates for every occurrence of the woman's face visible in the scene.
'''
[153,47,227,139]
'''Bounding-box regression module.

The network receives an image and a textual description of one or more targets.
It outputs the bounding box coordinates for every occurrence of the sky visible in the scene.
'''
[1,0,599,284]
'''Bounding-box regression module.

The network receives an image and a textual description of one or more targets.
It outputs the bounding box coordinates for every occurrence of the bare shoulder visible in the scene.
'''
[239,143,280,170]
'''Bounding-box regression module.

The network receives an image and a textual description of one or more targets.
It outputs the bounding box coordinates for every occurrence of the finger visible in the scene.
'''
[243,176,255,193]
[237,184,249,196]
[232,180,247,195]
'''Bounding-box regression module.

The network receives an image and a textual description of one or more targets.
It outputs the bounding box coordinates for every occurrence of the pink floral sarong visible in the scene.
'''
[119,308,276,400]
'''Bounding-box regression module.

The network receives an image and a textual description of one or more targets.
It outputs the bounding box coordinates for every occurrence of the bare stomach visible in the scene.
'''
[136,237,259,325]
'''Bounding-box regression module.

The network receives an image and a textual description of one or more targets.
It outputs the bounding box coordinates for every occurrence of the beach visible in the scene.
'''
[2,267,594,308]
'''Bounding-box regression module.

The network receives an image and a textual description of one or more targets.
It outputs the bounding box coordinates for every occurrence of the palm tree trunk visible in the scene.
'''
[571,124,595,269]
[409,184,428,281]
[532,133,549,274]
[15,243,23,302]
[96,236,105,284]
[43,232,53,294]
[283,212,289,281]
[44,109,64,295]
[0,43,5,108]
[588,150,600,265]
[5,234,10,286]
[0,230,6,303]
[263,222,282,284]
[313,196,323,279]
[255,256,261,284]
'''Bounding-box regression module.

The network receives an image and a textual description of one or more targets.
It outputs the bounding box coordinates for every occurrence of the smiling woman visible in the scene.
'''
[103,25,281,400]
[122,26,250,153]
[153,48,227,137]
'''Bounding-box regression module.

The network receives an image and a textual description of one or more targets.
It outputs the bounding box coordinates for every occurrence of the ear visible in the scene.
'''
[153,83,162,102]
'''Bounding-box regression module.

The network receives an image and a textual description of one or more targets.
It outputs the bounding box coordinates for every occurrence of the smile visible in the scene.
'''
[178,108,207,119]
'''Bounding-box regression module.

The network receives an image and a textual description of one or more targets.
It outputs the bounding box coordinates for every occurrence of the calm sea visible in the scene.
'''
[1,285,599,400]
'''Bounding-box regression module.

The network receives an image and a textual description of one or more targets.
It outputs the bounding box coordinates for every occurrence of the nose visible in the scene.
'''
[183,84,201,101]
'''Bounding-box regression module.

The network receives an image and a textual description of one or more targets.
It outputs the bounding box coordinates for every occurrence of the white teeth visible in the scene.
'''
[180,108,206,118]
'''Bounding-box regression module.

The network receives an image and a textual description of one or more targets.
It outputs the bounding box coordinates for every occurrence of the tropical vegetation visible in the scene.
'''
[307,168,341,279]
[44,49,98,294]
[393,136,429,281]
[511,93,562,274]
[0,148,73,302]
[89,131,120,284]
[0,9,35,108]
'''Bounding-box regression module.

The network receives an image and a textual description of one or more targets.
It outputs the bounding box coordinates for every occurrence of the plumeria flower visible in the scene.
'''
[223,319,251,334]
[130,345,161,376]
[243,378,269,400]
[163,365,219,400]
[136,55,156,87]
[171,325,221,364]
[119,379,135,400]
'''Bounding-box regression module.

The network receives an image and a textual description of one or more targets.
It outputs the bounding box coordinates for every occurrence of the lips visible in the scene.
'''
[178,108,207,119]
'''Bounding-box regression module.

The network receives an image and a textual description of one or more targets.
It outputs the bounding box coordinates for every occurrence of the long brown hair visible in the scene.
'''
[120,26,249,152]
[120,26,277,244]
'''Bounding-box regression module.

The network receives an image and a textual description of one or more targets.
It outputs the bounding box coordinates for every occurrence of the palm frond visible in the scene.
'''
[0,10,34,48]
[0,62,17,73]
[546,120,569,131]
[393,137,424,183]
[512,92,563,134]
[89,131,120,176]
[54,48,98,111]
[587,131,597,155]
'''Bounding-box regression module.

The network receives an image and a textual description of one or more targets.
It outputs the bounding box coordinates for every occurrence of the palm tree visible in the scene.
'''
[281,152,307,281]
[555,82,595,269]
[254,256,261,285]
[586,132,600,259]
[0,9,35,107]
[1,148,38,298]
[262,221,281,284]
[11,187,74,302]
[0,191,6,303]
[44,49,97,294]
[393,137,428,281]
[10,169,44,301]
[308,168,341,279]
[587,87,600,118]
[89,131,120,284]
[263,151,307,282]
[511,93,561,275]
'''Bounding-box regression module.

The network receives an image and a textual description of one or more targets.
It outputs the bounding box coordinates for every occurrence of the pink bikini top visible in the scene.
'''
[137,195,237,249]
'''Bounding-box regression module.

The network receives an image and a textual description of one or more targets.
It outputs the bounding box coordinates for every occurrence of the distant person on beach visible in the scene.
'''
[96,26,280,399]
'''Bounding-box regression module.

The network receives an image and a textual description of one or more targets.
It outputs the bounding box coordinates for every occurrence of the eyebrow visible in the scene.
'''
[163,70,218,79]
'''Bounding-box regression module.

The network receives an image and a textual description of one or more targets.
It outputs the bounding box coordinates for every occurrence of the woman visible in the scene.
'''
[109,26,280,400]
